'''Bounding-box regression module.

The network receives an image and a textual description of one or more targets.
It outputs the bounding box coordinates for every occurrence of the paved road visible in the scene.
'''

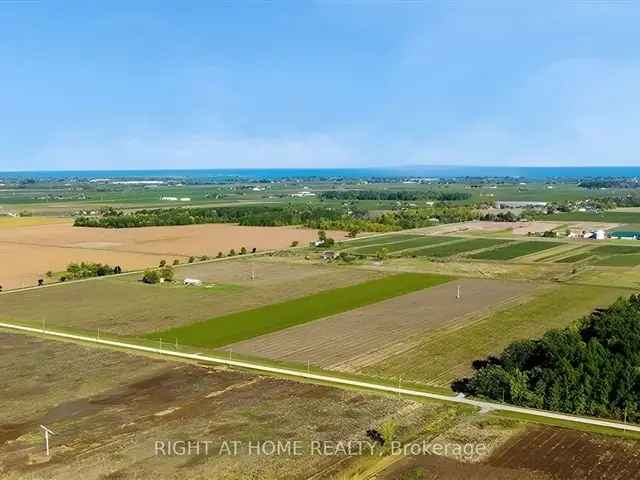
[2,320,640,434]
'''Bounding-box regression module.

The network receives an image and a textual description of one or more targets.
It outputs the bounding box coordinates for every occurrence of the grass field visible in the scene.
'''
[363,284,630,387]
[590,244,640,256]
[350,236,454,255]
[534,211,640,224]
[469,241,564,260]
[149,272,452,348]
[410,238,512,258]
[594,254,640,267]
[0,259,383,335]
[554,252,594,263]
[339,234,421,248]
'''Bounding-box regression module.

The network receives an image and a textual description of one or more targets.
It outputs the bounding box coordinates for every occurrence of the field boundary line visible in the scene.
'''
[3,321,640,435]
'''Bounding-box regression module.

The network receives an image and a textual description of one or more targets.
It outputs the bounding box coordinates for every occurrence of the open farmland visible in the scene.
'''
[0,332,437,480]
[0,259,382,335]
[338,233,422,248]
[411,238,512,257]
[469,241,564,261]
[487,425,640,479]
[0,222,346,290]
[594,254,640,267]
[554,252,594,263]
[150,273,451,349]
[349,235,454,255]
[364,284,630,387]
[590,244,640,256]
[227,278,530,369]
[379,424,640,480]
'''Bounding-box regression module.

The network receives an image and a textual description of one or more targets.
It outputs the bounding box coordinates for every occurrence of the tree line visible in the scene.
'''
[74,204,481,232]
[459,294,640,422]
[319,190,472,202]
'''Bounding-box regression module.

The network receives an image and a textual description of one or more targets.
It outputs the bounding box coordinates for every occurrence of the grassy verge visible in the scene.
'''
[149,272,452,348]
[492,410,640,441]
[362,284,629,387]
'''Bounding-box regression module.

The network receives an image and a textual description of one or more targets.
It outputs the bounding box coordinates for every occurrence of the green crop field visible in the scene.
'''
[594,254,640,267]
[351,236,455,255]
[338,234,422,249]
[469,241,563,260]
[554,252,594,263]
[149,272,452,348]
[590,244,640,256]
[410,238,512,258]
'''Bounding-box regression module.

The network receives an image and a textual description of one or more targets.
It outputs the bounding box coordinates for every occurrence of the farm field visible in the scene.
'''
[487,425,640,479]
[535,210,640,224]
[594,254,640,267]
[349,235,455,255]
[338,233,422,248]
[150,273,451,349]
[0,259,382,334]
[379,424,640,480]
[227,278,530,369]
[554,252,594,263]
[0,332,439,480]
[590,244,640,256]
[410,238,512,257]
[469,241,564,261]
[0,222,346,290]
[363,283,629,387]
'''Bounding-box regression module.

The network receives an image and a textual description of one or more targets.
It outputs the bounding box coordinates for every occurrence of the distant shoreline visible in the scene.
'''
[2,166,640,181]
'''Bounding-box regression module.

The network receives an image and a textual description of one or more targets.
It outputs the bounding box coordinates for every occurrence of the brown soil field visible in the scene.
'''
[0,222,345,290]
[488,425,640,479]
[379,423,640,480]
[227,278,530,370]
[0,258,383,335]
[0,332,445,480]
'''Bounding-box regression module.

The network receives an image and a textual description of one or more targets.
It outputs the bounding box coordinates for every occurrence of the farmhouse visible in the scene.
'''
[184,278,203,286]
[495,201,548,209]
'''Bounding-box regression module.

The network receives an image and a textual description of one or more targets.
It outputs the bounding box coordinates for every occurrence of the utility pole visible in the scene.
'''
[457,285,461,300]
[40,425,55,457]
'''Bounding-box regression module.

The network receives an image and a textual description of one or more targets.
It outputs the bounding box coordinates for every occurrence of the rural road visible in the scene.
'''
[2,320,640,435]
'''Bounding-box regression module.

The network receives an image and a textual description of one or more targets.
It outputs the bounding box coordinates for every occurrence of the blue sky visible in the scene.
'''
[2,1,640,170]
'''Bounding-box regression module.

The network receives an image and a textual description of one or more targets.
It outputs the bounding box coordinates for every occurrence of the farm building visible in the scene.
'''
[495,201,548,209]
[184,278,203,286]
[609,231,640,240]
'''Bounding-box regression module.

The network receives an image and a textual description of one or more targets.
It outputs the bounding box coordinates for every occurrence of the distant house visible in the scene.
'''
[184,278,203,286]
[495,201,548,209]
[179,197,191,202]
[291,191,316,198]
[161,197,178,201]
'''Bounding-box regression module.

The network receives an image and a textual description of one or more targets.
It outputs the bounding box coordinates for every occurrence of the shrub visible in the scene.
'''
[291,240,299,247]
[240,247,247,255]
[142,269,160,284]
[216,252,223,258]
[188,256,195,263]
[159,259,167,267]
[173,259,180,265]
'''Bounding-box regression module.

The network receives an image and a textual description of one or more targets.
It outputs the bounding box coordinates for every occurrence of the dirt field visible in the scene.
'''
[488,425,640,479]
[378,424,640,480]
[0,222,345,290]
[227,279,530,370]
[0,258,383,335]
[0,332,455,480]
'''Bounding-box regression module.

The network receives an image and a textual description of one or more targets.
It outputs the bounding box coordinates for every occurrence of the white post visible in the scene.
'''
[40,425,54,457]
[228,348,232,361]
[457,285,461,300]
[175,338,178,351]
[398,376,402,399]
[307,360,310,375]
[159,338,162,350]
